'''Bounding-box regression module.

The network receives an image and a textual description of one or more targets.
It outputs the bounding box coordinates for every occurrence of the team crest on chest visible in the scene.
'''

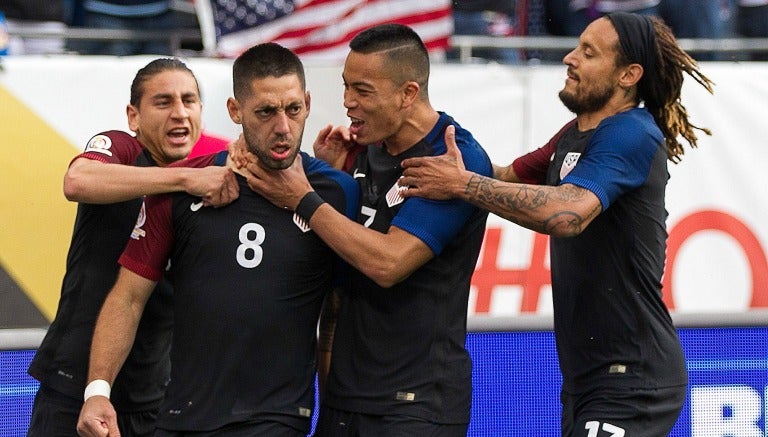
[386,179,407,208]
[293,213,311,233]
[560,152,581,180]
[130,201,147,239]
[84,134,113,156]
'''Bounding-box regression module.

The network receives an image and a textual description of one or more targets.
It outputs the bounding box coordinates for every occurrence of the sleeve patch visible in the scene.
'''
[84,134,113,156]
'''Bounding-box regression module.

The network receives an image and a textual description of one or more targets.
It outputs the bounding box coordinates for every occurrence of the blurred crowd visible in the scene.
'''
[0,0,766,61]
[448,0,768,62]
[0,0,199,56]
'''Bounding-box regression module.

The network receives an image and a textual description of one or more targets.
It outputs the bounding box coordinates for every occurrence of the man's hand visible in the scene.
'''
[77,396,119,437]
[313,124,356,170]
[400,125,470,200]
[227,134,250,169]
[241,153,313,210]
[186,165,239,208]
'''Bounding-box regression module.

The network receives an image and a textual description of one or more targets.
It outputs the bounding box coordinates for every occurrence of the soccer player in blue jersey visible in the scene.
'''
[400,12,715,437]
[240,24,493,436]
[76,43,359,437]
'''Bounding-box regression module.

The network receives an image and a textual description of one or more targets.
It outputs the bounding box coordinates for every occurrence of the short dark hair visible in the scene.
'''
[130,58,198,106]
[349,23,430,90]
[232,42,306,100]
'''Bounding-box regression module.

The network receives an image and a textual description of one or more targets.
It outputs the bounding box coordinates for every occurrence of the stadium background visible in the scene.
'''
[1,52,767,435]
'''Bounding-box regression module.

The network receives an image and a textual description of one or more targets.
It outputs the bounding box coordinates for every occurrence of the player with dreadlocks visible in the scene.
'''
[400,12,713,436]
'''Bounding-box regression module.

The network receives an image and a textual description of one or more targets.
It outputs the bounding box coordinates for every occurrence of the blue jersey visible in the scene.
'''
[546,108,687,393]
[325,112,493,424]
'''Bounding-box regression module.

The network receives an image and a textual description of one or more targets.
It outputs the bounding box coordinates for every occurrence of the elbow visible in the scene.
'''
[364,261,410,289]
[62,171,85,201]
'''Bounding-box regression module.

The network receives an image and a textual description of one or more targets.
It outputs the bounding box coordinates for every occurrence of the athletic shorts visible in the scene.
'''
[560,385,687,437]
[314,404,468,437]
[26,385,157,437]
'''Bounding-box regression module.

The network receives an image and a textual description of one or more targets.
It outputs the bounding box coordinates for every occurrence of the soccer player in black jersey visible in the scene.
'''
[26,58,239,437]
[240,24,492,437]
[77,43,359,437]
[401,13,715,437]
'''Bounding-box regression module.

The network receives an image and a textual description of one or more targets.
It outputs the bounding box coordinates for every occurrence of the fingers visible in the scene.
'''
[329,125,353,144]
[444,125,459,157]
[77,398,120,437]
[314,124,333,145]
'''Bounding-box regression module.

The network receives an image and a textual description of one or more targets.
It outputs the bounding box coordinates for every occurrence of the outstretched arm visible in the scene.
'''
[239,156,433,288]
[400,126,602,237]
[76,268,156,437]
[63,157,239,207]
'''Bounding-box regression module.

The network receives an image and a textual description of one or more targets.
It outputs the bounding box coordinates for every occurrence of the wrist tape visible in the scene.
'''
[84,379,111,401]
[295,192,326,221]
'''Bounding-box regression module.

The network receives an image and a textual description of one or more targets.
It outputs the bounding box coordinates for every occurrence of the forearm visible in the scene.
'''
[460,175,601,237]
[64,161,200,204]
[87,273,152,384]
[307,204,430,287]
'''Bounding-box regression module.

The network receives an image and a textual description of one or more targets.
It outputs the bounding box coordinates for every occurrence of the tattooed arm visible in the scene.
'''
[459,173,601,236]
[400,126,602,237]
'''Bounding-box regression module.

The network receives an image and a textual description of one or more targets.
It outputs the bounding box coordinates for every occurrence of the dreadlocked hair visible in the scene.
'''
[644,16,715,163]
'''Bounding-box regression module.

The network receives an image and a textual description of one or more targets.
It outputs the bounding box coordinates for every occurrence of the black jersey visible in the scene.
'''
[546,109,687,393]
[119,151,359,432]
[28,130,173,412]
[323,113,493,424]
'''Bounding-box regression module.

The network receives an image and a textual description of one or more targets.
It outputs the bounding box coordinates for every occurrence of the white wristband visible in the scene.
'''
[84,379,111,401]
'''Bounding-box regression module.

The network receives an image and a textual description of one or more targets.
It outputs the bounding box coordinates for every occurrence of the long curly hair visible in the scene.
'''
[618,16,716,163]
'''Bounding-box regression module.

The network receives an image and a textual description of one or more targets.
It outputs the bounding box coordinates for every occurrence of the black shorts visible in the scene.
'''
[314,404,468,437]
[560,385,686,437]
[27,385,157,437]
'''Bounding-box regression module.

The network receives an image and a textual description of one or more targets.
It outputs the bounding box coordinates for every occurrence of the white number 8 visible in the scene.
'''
[236,223,265,268]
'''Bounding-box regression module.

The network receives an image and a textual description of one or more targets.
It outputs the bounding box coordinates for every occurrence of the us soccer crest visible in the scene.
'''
[560,152,581,180]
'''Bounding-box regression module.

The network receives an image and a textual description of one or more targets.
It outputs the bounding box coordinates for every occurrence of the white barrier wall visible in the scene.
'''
[1,55,766,319]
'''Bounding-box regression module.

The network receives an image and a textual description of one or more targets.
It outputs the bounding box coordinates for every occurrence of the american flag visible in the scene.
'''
[203,0,453,63]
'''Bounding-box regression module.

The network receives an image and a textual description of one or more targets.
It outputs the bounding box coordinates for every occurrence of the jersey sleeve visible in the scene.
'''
[72,130,141,166]
[303,152,360,219]
[561,112,662,210]
[393,124,492,255]
[119,194,175,281]
[511,119,575,184]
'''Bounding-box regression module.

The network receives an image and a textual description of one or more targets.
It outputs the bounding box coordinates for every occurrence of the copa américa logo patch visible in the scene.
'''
[84,134,113,156]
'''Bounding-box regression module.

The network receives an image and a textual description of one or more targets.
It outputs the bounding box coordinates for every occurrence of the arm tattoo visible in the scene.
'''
[464,174,600,236]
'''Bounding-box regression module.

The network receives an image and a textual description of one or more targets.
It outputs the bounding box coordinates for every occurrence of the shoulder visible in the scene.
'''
[594,109,663,153]
[303,152,359,209]
[79,130,141,164]
[444,116,493,177]
[169,151,228,169]
[303,152,354,186]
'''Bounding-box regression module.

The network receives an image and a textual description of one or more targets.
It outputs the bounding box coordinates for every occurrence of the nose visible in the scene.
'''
[343,88,356,109]
[562,48,577,66]
[274,111,290,134]
[170,99,189,119]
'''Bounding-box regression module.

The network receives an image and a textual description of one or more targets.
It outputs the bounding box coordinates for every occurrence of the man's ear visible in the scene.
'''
[619,63,643,89]
[226,97,241,124]
[401,81,420,108]
[126,104,139,132]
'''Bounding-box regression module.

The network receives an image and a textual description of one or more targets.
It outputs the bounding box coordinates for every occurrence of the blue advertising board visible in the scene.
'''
[2,327,767,436]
